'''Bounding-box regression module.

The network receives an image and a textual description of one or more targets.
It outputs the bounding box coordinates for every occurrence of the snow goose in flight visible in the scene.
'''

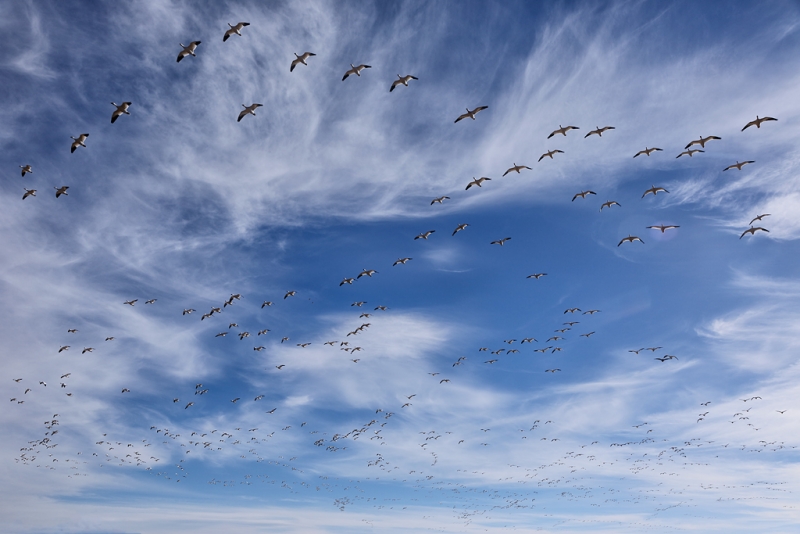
[490,237,511,246]
[58,346,70,353]
[572,190,596,201]
[390,74,418,92]
[585,126,615,138]
[740,226,769,239]
[257,329,269,335]
[723,160,755,171]
[415,230,435,240]
[22,188,36,200]
[238,103,263,122]
[749,214,770,225]
[290,52,316,72]
[284,290,296,299]
[600,200,620,211]
[618,235,644,246]
[742,116,777,131]
[647,224,680,233]
[503,163,531,176]
[393,257,412,266]
[70,134,89,153]
[182,308,195,315]
[633,147,662,158]
[685,135,721,149]
[545,369,561,373]
[110,102,131,123]
[676,149,704,158]
[262,301,273,308]
[547,125,579,138]
[642,185,668,198]
[342,64,371,81]
[454,106,488,123]
[20,165,32,176]
[357,268,378,278]
[527,273,546,279]
[452,223,469,236]
[466,177,491,190]
[223,22,250,42]
[54,186,69,198]
[340,277,355,286]
[177,41,201,62]
[431,196,450,205]
[539,149,564,162]
[124,299,138,306]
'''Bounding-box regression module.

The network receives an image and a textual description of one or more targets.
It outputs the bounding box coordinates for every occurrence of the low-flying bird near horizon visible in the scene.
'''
[585,126,615,138]
[685,135,721,149]
[503,163,531,176]
[454,106,488,123]
[70,134,89,153]
[723,160,755,171]
[238,104,262,122]
[572,190,596,201]
[177,41,201,62]
[290,52,315,71]
[618,235,644,246]
[647,224,680,233]
[539,149,564,161]
[548,125,579,138]
[633,147,662,158]
[110,102,131,123]
[600,200,621,211]
[742,116,777,131]
[390,74,418,92]
[642,185,668,198]
[740,226,769,239]
[466,177,491,190]
[342,63,371,81]
[676,149,704,158]
[223,22,250,42]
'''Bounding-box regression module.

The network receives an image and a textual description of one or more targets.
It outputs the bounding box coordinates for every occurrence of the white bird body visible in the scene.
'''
[111,102,131,123]
[223,22,250,42]
[390,74,418,92]
[70,134,89,153]
[342,64,371,81]
[238,103,263,122]
[291,52,316,72]
[177,41,201,62]
[454,106,488,123]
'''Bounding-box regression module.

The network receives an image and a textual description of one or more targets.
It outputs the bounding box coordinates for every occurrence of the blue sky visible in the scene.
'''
[2,0,800,532]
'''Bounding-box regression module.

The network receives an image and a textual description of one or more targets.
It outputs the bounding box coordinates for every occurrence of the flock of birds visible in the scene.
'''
[6,14,795,532]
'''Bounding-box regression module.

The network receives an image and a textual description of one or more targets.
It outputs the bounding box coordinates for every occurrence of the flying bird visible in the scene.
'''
[262,301,273,308]
[548,125,579,138]
[564,308,581,314]
[290,52,316,72]
[490,237,511,246]
[58,346,69,353]
[238,103,263,122]
[545,369,561,373]
[647,224,680,233]
[466,177,491,190]
[110,102,131,123]
[600,200,620,211]
[685,135,721,149]
[633,147,662,158]
[415,230,435,240]
[177,41,201,62]
[527,273,547,279]
[740,226,769,239]
[284,291,296,299]
[340,277,355,286]
[182,309,195,315]
[452,223,469,236]
[70,134,89,153]
[342,64,371,81]
[742,116,777,131]
[124,299,137,306]
[393,258,412,266]
[676,149,704,158]
[503,163,531,176]
[585,126,615,138]
[431,196,450,205]
[642,185,668,198]
[723,161,755,171]
[19,165,32,176]
[618,235,644,246]
[539,149,564,161]
[454,106,488,123]
[748,214,770,225]
[390,74,418,92]
[22,188,36,200]
[223,22,250,42]
[572,190,596,201]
